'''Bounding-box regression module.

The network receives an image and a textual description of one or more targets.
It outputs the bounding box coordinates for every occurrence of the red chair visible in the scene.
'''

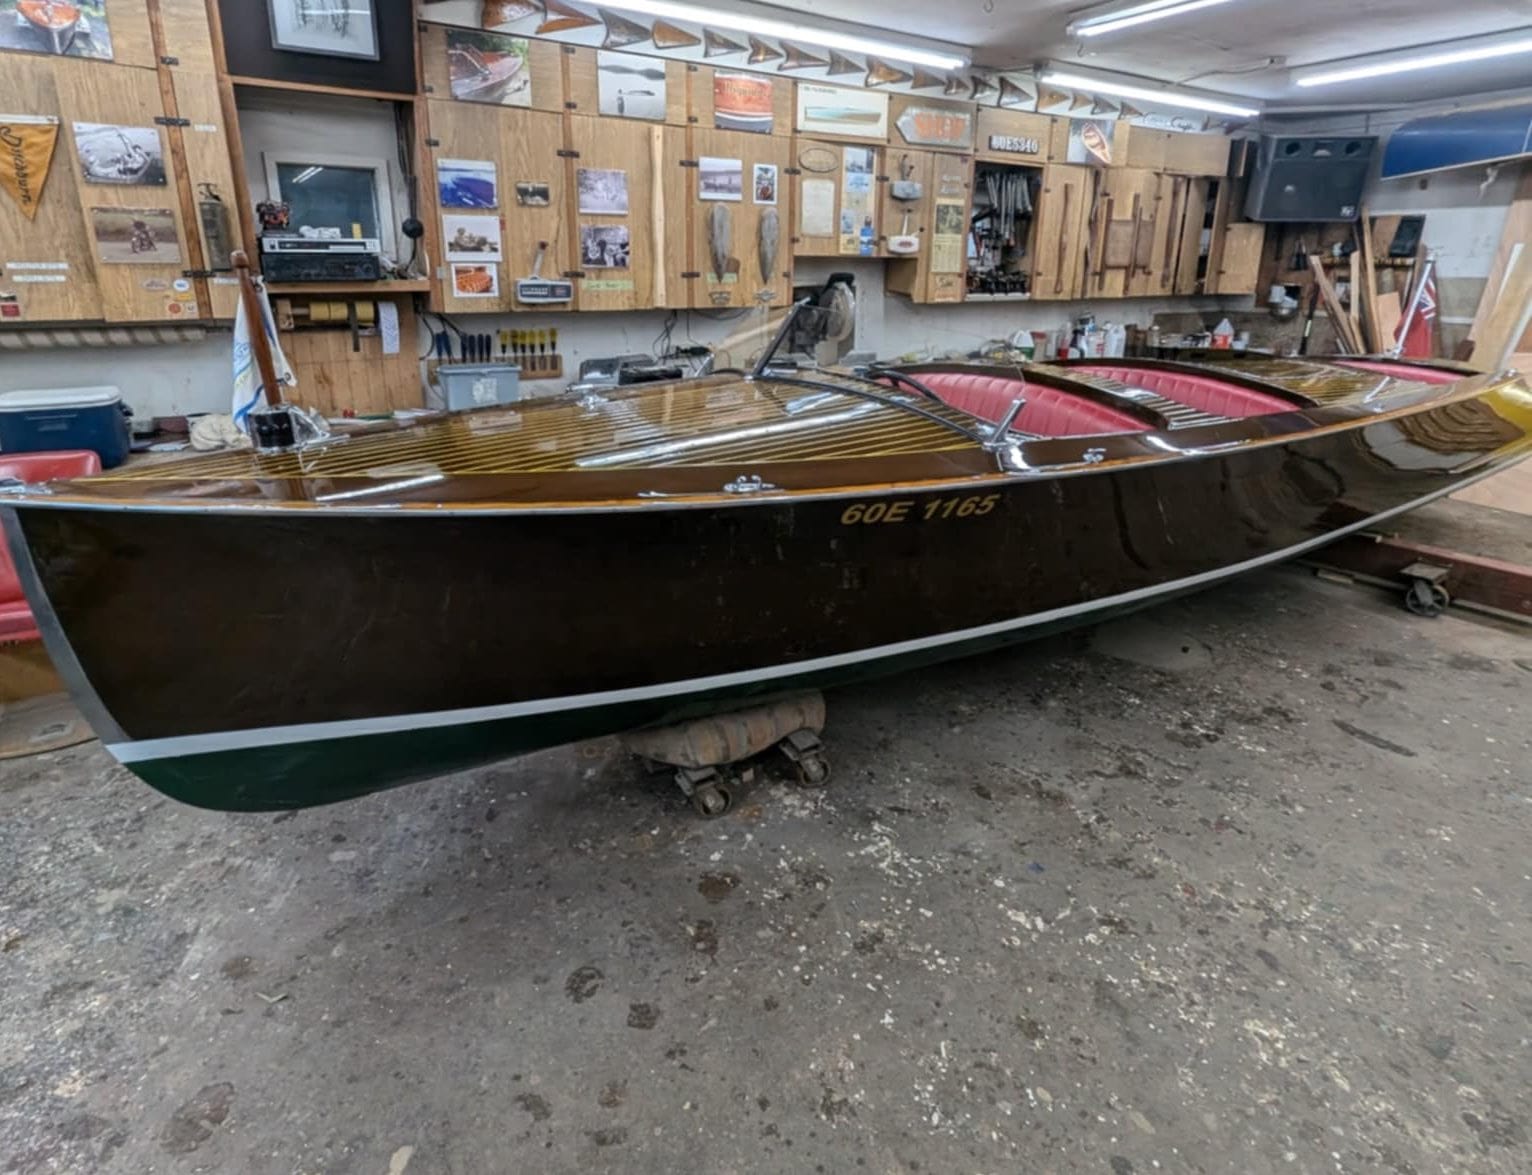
[1,451,102,644]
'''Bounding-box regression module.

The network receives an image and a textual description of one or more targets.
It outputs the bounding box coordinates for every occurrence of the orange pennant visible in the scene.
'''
[0,114,59,221]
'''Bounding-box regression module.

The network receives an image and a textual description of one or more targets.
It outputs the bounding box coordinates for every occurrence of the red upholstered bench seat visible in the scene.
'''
[1069,364,1298,418]
[1336,360,1462,386]
[1,451,102,644]
[902,371,1150,437]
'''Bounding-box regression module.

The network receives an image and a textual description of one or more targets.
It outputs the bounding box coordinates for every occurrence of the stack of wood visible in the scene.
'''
[1305,208,1426,356]
[1464,166,1532,373]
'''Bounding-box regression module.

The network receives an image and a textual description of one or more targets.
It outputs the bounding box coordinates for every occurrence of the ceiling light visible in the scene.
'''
[594,0,969,71]
[1069,0,1240,38]
[1294,33,1532,87]
[1040,69,1260,118]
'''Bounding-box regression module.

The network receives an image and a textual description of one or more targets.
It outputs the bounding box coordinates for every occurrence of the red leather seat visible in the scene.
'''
[1,451,101,644]
[1336,360,1461,386]
[1070,364,1297,417]
[906,371,1150,436]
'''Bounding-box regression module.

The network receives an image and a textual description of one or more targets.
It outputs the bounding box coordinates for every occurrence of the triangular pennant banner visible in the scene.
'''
[911,68,944,90]
[866,58,911,87]
[1119,100,1145,118]
[599,8,650,48]
[998,77,1032,108]
[944,75,968,96]
[483,0,544,27]
[780,42,828,71]
[1090,96,1118,116]
[650,20,699,49]
[1038,86,1070,109]
[747,36,781,65]
[703,28,746,57]
[1069,92,1093,111]
[537,0,597,34]
[969,75,997,102]
[826,51,862,77]
[0,114,59,222]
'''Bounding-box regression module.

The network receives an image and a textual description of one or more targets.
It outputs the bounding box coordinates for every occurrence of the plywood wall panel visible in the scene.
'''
[170,71,242,318]
[156,0,219,72]
[569,114,655,312]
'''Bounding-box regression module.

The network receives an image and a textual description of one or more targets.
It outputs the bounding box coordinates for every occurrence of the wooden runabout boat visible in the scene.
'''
[3,311,1530,812]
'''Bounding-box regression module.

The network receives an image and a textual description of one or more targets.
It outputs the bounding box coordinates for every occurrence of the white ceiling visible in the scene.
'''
[770,0,1532,110]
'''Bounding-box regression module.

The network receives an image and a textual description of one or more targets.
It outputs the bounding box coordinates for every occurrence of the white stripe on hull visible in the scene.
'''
[106,466,1509,766]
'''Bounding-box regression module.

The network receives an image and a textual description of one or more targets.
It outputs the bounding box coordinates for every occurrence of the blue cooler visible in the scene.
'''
[0,387,131,469]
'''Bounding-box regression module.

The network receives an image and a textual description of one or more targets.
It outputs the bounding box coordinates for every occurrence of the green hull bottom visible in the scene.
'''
[127,594,1164,812]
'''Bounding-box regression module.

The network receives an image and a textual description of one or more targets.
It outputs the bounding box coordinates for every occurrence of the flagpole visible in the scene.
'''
[1389,251,1435,359]
[232,250,282,407]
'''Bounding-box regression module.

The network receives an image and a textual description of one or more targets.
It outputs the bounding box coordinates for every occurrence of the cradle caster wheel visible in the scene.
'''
[794,754,831,789]
[690,783,732,819]
[1405,581,1449,617]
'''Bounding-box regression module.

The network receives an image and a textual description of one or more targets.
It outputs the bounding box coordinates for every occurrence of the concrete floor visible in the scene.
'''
[2,570,1530,1175]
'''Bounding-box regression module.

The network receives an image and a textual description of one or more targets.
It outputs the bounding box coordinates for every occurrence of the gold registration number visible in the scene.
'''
[840,493,1000,525]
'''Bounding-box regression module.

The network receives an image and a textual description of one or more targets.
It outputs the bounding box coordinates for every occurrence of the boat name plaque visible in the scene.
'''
[988,134,1042,156]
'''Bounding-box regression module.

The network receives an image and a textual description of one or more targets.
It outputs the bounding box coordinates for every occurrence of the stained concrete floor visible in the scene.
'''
[2,570,1530,1175]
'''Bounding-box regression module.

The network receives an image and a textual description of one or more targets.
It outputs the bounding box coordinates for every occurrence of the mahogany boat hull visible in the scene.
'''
[7,362,1531,810]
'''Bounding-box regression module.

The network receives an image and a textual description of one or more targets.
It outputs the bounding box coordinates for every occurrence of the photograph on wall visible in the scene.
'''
[451,262,500,298]
[437,158,498,209]
[698,156,742,202]
[576,167,629,215]
[514,181,550,207]
[752,163,778,206]
[268,0,379,60]
[0,0,113,60]
[795,82,888,140]
[443,213,503,262]
[446,28,531,106]
[597,50,666,121]
[73,123,166,187]
[579,224,630,269]
[91,206,180,265]
[1065,118,1115,166]
[714,73,774,134]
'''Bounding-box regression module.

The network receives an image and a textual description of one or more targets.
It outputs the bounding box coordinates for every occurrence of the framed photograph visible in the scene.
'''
[580,225,629,269]
[576,167,628,215]
[698,157,742,202]
[1066,118,1115,166]
[597,50,666,121]
[438,158,498,210]
[267,0,379,61]
[73,122,166,186]
[446,28,531,107]
[752,163,778,206]
[0,0,115,60]
[515,181,550,207]
[91,206,180,265]
[443,213,503,262]
[714,73,773,135]
[795,82,888,140]
[451,263,500,298]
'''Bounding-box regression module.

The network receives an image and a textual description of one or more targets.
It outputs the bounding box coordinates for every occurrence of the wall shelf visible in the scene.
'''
[266,280,431,296]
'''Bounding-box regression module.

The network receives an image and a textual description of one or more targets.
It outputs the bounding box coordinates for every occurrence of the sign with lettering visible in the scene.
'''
[895,107,975,149]
[988,133,1042,155]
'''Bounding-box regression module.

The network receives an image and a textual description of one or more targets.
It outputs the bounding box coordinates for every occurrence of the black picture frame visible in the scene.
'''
[267,0,381,62]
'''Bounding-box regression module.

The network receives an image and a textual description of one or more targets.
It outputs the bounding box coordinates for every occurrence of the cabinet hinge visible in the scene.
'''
[557,148,580,158]
[783,167,802,176]
[680,270,701,278]
[679,159,699,168]
[565,100,579,110]
[158,55,179,66]
[562,270,587,279]
[154,116,191,128]
[424,137,441,147]
[180,269,218,279]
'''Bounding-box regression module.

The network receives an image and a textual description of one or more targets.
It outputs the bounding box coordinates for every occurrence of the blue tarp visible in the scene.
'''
[1382,103,1532,179]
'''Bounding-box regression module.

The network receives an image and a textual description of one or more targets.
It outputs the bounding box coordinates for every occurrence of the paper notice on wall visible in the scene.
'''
[930,199,966,275]
[800,179,835,237]
[378,300,400,355]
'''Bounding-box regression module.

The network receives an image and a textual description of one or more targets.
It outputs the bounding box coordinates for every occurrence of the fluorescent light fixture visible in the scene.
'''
[1294,33,1532,87]
[594,0,969,71]
[1069,0,1240,38]
[1040,69,1260,118]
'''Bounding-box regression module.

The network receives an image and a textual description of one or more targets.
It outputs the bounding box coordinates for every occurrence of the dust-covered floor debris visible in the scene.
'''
[2,571,1529,1174]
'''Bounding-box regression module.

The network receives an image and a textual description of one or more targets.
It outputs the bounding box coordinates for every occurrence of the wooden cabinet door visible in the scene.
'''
[791,137,881,259]
[1211,223,1265,295]
[688,128,793,310]
[924,151,971,303]
[428,100,569,315]
[1031,164,1093,301]
[569,114,661,312]
[1162,132,1230,176]
[55,59,196,323]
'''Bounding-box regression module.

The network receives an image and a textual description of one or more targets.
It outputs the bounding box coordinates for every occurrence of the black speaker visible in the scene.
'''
[1244,136,1377,222]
